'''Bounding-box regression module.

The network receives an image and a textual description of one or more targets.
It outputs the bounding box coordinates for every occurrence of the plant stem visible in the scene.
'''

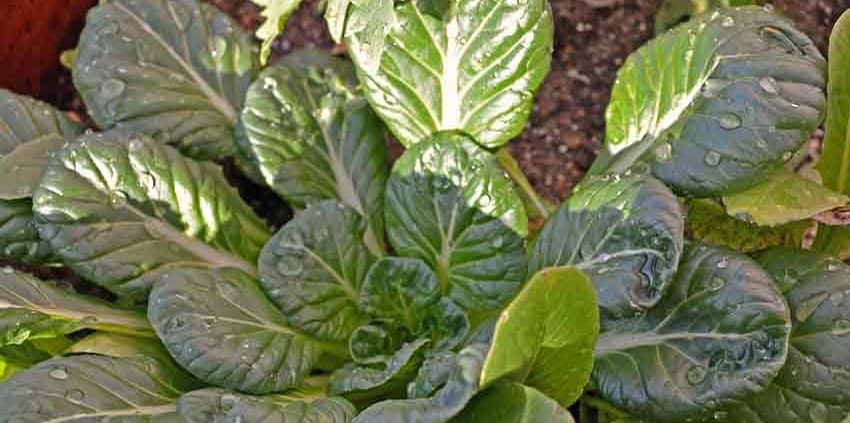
[495,147,554,221]
[581,395,630,420]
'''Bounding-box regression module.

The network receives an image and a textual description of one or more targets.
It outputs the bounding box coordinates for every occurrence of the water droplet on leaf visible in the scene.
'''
[49,368,69,380]
[100,79,126,99]
[759,76,779,95]
[704,151,721,167]
[719,113,742,130]
[687,365,707,385]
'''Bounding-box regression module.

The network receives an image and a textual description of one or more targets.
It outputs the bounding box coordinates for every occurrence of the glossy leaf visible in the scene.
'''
[723,168,849,226]
[74,0,257,159]
[592,243,791,422]
[178,388,355,423]
[0,354,199,422]
[386,134,527,313]
[0,342,55,383]
[330,339,429,402]
[346,0,554,148]
[259,201,375,343]
[149,267,339,395]
[687,199,808,253]
[529,171,684,321]
[360,257,440,332]
[717,248,850,423]
[594,7,827,197]
[325,0,352,43]
[253,0,302,63]
[239,50,388,251]
[449,383,575,423]
[655,0,757,34]
[34,132,269,302]
[480,266,598,407]
[0,199,51,263]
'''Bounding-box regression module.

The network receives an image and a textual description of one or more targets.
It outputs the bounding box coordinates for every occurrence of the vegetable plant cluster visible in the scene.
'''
[0,0,849,422]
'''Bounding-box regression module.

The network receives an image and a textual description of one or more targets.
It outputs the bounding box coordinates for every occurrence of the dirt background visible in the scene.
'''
[33,0,850,204]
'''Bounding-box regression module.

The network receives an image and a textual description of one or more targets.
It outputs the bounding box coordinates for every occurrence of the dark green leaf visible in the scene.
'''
[386,133,527,313]
[238,50,388,252]
[74,0,257,159]
[480,266,598,408]
[34,132,269,301]
[592,243,791,422]
[420,297,469,353]
[259,201,375,343]
[149,267,340,394]
[346,0,553,148]
[360,257,441,332]
[0,199,51,263]
[716,248,850,423]
[687,199,808,253]
[253,0,303,63]
[529,171,684,321]
[655,0,757,35]
[178,388,355,423]
[449,383,575,423]
[594,7,826,197]
[330,339,429,402]
[0,354,199,422]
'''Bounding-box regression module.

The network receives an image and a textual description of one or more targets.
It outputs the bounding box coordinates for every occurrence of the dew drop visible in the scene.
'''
[100,79,126,99]
[48,367,69,380]
[759,76,779,95]
[721,16,735,27]
[719,113,742,130]
[687,365,707,385]
[64,389,85,403]
[277,256,304,276]
[491,236,504,248]
[832,319,850,336]
[716,257,729,269]
[704,151,721,167]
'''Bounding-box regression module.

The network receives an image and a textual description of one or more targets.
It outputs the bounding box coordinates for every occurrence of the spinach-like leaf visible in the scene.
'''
[345,0,553,148]
[149,267,342,395]
[594,7,826,197]
[480,266,598,408]
[253,0,303,63]
[74,0,257,159]
[351,343,488,423]
[360,257,440,333]
[330,339,429,402]
[34,132,270,302]
[655,0,757,35]
[386,133,527,313]
[717,248,850,423]
[592,243,791,422]
[0,354,199,422]
[178,388,356,423]
[449,383,575,423]
[687,199,808,253]
[529,171,684,321]
[259,201,374,343]
[0,199,51,263]
[239,50,388,252]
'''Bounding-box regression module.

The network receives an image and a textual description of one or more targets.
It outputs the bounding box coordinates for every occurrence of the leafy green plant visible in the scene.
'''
[1,1,850,422]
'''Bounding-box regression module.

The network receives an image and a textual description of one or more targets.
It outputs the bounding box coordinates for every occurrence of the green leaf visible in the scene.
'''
[655,0,757,35]
[330,339,429,402]
[73,0,257,159]
[449,383,575,423]
[259,201,375,343]
[592,243,791,422]
[360,257,441,332]
[529,171,684,321]
[346,0,554,148]
[687,199,808,253]
[149,267,340,395]
[0,267,153,345]
[351,343,487,423]
[593,7,827,197]
[253,0,303,63]
[480,266,598,408]
[179,388,356,423]
[325,0,352,43]
[238,50,388,252]
[33,132,269,302]
[0,354,199,422]
[723,168,849,226]
[386,133,528,313]
[0,342,56,383]
[0,199,51,263]
[716,248,850,423]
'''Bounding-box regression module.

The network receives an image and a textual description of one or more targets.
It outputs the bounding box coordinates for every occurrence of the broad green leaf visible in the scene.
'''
[655,0,757,35]
[687,199,808,252]
[259,201,375,343]
[386,134,527,313]
[716,248,850,423]
[723,168,849,226]
[449,383,575,423]
[325,0,352,43]
[0,342,55,383]
[593,243,791,422]
[0,89,82,199]
[179,388,355,423]
[238,50,388,252]
[67,332,184,375]
[351,343,487,423]
[0,199,51,263]
[149,267,341,395]
[0,267,153,345]
[480,266,598,408]
[253,0,303,63]
[360,257,441,333]
[33,132,269,302]
[346,0,554,148]
[594,7,827,197]
[74,0,257,159]
[529,171,684,321]
[330,339,429,402]
[0,354,199,422]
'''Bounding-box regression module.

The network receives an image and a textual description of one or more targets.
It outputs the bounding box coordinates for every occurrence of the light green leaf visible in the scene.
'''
[34,132,269,302]
[717,248,850,423]
[687,199,808,252]
[449,383,575,423]
[325,0,352,43]
[149,267,340,395]
[178,388,356,423]
[655,0,757,34]
[0,199,51,263]
[0,354,199,422]
[0,342,56,383]
[480,266,598,408]
[529,171,684,321]
[593,243,791,422]
[253,0,303,63]
[74,0,257,159]
[386,134,528,313]
[346,0,553,148]
[259,201,375,343]
[594,7,827,197]
[723,168,849,226]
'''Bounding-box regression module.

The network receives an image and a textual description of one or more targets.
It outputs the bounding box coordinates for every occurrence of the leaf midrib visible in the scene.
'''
[40,404,177,423]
